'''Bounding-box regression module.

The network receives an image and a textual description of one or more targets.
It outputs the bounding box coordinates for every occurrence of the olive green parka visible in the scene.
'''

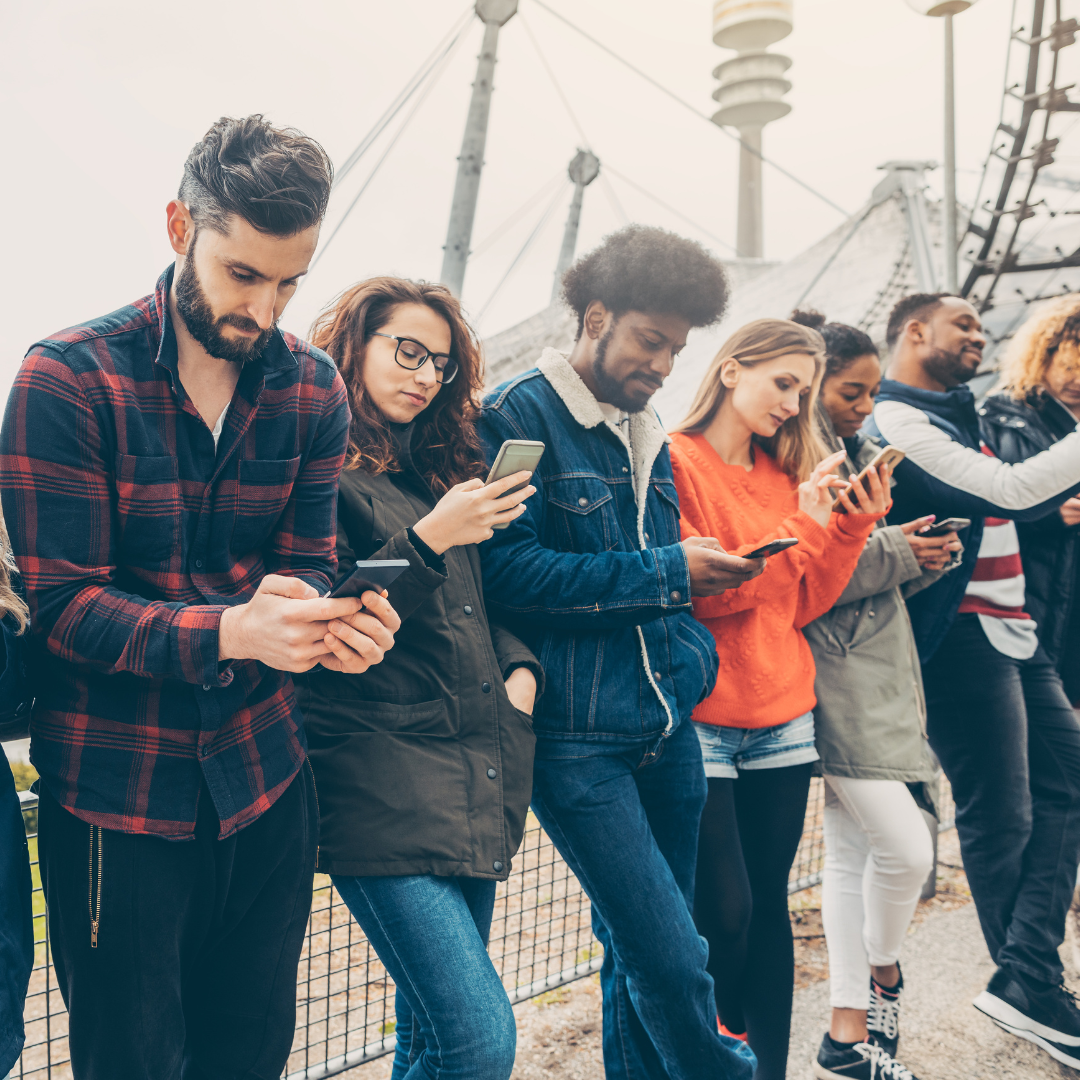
[297,438,542,881]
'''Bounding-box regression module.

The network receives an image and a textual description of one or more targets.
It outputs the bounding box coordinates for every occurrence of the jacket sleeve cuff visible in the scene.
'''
[656,542,693,609]
[834,509,886,539]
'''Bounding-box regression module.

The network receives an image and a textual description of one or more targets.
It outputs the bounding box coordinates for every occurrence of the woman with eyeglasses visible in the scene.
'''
[297,277,543,1080]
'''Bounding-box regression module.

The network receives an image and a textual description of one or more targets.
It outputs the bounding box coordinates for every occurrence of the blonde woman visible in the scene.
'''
[981,294,1080,701]
[0,511,32,1078]
[669,319,890,1080]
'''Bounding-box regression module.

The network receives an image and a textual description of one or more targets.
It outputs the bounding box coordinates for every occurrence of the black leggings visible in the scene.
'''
[694,764,812,1080]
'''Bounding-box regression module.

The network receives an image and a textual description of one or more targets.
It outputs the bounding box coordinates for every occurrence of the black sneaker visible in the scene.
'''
[867,964,903,1057]
[811,1032,920,1079]
[973,966,1080,1068]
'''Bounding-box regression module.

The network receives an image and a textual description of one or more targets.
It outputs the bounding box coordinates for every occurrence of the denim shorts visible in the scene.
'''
[693,711,819,779]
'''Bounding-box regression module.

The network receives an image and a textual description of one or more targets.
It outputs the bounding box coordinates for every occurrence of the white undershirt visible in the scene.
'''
[211,406,229,449]
[597,400,631,451]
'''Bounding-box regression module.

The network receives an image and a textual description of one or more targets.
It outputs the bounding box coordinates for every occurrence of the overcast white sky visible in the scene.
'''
[2,0,1057,405]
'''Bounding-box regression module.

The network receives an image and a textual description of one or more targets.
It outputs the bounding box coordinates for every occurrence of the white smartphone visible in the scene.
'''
[485,440,545,529]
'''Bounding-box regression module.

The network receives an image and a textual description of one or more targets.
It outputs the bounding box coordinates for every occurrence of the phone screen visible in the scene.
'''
[486,440,545,529]
[326,560,411,599]
[745,538,799,559]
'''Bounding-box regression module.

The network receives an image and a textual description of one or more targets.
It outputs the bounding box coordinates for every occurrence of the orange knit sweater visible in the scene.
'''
[670,432,882,729]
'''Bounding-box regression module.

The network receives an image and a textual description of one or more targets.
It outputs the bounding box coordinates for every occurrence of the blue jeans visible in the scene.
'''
[530,718,756,1080]
[330,875,515,1080]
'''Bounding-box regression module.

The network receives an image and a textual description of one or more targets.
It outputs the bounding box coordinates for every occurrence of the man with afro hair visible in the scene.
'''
[478,225,761,1080]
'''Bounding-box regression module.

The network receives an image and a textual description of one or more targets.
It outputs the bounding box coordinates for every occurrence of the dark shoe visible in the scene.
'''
[973,966,1080,1068]
[867,964,903,1057]
[811,1033,920,1079]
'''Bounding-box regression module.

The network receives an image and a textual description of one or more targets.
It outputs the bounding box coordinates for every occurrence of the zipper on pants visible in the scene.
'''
[306,759,320,865]
[88,825,103,948]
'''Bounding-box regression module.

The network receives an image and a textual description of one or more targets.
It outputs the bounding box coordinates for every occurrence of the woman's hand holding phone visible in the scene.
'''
[901,516,962,570]
[834,463,892,517]
[798,450,850,527]
[412,472,536,554]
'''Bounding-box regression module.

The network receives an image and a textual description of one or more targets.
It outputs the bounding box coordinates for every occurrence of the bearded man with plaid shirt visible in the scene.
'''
[0,116,399,1080]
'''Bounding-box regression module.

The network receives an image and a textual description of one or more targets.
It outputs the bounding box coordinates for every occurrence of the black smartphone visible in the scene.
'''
[745,537,800,559]
[326,560,411,599]
[485,439,545,529]
[918,517,971,537]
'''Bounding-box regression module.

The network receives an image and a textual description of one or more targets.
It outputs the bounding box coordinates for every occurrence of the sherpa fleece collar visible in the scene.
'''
[536,348,670,548]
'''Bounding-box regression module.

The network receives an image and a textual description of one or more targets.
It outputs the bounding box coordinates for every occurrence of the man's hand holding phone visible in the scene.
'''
[683,536,766,597]
[218,574,401,674]
[412,472,536,554]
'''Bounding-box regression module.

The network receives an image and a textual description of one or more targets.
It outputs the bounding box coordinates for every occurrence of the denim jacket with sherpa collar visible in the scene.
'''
[478,349,719,742]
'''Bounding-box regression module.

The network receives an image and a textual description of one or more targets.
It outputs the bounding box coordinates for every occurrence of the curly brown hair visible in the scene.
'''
[997,293,1080,400]
[309,277,486,494]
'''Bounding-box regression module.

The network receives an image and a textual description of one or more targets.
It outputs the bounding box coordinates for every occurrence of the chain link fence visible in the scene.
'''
[12,774,955,1079]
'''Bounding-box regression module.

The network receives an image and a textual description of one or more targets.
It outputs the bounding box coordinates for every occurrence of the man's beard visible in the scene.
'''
[174,238,275,364]
[591,328,657,413]
[923,344,978,387]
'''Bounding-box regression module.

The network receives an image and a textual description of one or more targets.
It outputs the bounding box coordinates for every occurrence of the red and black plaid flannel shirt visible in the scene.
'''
[0,267,350,839]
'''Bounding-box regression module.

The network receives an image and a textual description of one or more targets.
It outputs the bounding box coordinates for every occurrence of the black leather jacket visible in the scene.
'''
[979,390,1080,667]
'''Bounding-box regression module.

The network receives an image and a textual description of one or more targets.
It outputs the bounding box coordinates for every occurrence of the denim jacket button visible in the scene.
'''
[622,466,629,473]
[482,682,491,693]
[493,861,504,872]
[653,671,662,681]
[670,590,682,603]
[487,768,497,779]
[578,497,588,507]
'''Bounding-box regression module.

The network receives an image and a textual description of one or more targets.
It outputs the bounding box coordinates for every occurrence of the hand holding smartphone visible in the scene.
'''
[833,446,906,513]
[485,440,545,529]
[745,537,799,559]
[326,560,411,599]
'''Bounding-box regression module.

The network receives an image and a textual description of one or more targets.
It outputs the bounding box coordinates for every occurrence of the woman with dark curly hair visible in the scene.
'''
[297,277,543,1080]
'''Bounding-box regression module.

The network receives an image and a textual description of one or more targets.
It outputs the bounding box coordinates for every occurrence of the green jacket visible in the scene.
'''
[804,417,952,789]
[297,450,541,881]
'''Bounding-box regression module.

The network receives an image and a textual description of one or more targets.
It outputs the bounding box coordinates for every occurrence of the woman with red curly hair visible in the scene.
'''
[297,278,543,1080]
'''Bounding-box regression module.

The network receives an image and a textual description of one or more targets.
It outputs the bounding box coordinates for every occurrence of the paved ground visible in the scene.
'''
[333,835,1079,1079]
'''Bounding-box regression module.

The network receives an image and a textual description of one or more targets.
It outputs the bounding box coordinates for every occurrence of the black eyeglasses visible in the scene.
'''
[372,332,459,385]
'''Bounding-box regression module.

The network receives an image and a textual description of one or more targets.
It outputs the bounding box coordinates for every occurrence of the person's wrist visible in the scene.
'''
[412,516,451,556]
[218,604,246,662]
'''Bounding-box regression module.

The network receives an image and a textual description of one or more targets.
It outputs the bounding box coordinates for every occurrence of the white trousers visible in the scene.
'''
[821,776,935,1009]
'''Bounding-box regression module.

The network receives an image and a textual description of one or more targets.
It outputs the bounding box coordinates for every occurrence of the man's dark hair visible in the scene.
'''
[560,225,730,337]
[885,292,953,349]
[178,115,334,236]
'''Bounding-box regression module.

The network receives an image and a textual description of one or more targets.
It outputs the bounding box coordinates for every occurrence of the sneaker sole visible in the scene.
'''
[973,990,1080,1051]
[811,1060,851,1080]
[983,1015,1080,1069]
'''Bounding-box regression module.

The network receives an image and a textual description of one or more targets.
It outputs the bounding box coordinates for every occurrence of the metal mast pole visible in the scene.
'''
[440,0,519,296]
[943,12,958,291]
[551,149,600,302]
[737,126,764,258]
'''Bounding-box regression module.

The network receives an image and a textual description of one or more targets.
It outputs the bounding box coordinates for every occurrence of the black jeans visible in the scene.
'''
[694,764,813,1080]
[923,614,1080,987]
[38,765,318,1080]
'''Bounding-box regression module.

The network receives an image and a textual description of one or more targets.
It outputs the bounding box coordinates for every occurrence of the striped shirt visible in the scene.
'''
[0,267,350,839]
[956,445,1039,659]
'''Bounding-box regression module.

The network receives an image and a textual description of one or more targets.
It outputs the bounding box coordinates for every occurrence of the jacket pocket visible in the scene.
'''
[114,454,180,561]
[547,476,617,552]
[231,456,302,553]
[648,480,682,546]
[304,696,471,867]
